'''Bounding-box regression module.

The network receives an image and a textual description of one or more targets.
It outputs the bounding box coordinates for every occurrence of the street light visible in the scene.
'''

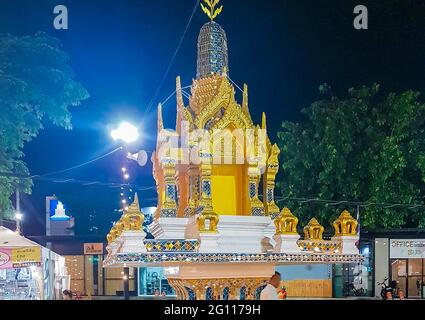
[15,212,22,234]
[110,122,139,144]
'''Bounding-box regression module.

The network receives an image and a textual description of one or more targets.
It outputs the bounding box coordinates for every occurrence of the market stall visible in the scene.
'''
[0,226,68,300]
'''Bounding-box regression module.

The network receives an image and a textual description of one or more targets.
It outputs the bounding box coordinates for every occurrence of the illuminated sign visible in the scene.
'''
[49,199,70,221]
[0,247,41,269]
[390,239,425,259]
[84,243,104,255]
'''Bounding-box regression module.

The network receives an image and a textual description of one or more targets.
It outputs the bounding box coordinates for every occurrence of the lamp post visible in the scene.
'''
[15,188,22,234]
[110,122,139,144]
[123,267,130,300]
[110,122,140,300]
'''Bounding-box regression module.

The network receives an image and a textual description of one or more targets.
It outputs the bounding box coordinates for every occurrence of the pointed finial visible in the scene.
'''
[176,77,184,134]
[133,193,139,207]
[157,103,164,132]
[126,193,141,213]
[176,76,184,108]
[222,66,228,77]
[242,84,248,112]
[262,112,267,130]
[201,0,223,22]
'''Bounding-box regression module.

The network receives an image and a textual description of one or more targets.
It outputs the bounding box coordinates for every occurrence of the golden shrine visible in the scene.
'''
[104,0,363,300]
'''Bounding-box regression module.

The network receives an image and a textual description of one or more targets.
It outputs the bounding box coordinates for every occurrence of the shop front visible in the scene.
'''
[373,231,425,299]
[333,240,374,298]
[0,227,68,300]
[390,239,425,299]
[138,267,175,298]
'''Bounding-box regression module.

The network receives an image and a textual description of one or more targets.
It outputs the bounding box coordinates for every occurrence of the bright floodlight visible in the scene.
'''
[15,212,23,221]
[110,122,139,143]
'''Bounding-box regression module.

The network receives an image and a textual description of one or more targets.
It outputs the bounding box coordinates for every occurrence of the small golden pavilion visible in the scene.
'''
[104,0,363,300]
[151,1,281,231]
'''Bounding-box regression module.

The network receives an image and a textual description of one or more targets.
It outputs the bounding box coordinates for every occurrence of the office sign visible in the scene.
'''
[390,239,425,259]
[84,243,103,255]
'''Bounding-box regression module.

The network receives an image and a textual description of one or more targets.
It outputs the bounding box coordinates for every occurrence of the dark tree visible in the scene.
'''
[0,32,89,219]
[277,84,425,229]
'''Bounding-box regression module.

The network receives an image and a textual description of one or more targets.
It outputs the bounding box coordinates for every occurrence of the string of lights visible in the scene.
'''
[119,165,132,211]
[274,196,424,210]
[0,172,155,191]
[3,169,423,210]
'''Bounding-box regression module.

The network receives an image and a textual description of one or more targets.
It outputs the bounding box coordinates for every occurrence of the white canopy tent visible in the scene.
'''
[0,226,68,300]
[0,226,40,248]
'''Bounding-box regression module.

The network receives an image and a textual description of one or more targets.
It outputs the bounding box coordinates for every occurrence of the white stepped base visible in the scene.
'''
[273,234,301,254]
[331,235,360,254]
[149,217,189,239]
[198,233,220,253]
[217,215,273,254]
[119,231,147,253]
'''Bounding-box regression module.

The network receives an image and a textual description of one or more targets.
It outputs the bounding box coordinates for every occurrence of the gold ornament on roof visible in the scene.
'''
[115,219,124,235]
[333,210,358,236]
[122,193,145,231]
[107,225,120,244]
[201,0,223,21]
[303,218,324,240]
[275,208,299,235]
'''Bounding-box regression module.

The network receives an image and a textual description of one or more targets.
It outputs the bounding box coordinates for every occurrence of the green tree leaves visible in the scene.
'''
[277,85,425,229]
[0,32,89,219]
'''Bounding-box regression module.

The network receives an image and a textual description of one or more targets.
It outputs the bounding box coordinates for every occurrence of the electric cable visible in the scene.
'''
[144,0,201,115]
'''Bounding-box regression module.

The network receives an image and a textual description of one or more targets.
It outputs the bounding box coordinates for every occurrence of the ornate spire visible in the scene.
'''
[122,193,144,231]
[197,1,228,78]
[200,0,223,22]
[129,193,140,212]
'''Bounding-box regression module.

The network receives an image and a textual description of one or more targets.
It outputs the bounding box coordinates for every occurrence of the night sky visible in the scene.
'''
[0,0,424,236]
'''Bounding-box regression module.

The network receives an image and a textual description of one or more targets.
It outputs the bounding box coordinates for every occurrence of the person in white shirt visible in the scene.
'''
[260,272,281,300]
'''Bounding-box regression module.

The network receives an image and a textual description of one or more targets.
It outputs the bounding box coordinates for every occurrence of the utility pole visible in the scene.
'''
[356,204,360,236]
[15,188,21,234]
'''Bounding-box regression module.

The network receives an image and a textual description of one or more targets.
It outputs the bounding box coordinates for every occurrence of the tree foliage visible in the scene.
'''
[0,32,89,219]
[277,84,425,230]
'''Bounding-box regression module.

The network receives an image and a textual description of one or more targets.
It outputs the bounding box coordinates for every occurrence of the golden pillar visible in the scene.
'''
[185,165,200,217]
[263,144,281,219]
[248,165,265,216]
[197,149,219,232]
[160,159,178,217]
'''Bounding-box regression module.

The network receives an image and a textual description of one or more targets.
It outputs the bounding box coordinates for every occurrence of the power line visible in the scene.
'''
[0,172,156,191]
[144,0,201,116]
[31,147,123,178]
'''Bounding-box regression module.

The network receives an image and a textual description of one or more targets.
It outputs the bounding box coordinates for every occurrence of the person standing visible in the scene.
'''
[260,272,281,300]
[62,290,73,300]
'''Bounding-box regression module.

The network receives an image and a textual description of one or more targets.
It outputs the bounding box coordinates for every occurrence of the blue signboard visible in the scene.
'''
[49,199,70,221]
